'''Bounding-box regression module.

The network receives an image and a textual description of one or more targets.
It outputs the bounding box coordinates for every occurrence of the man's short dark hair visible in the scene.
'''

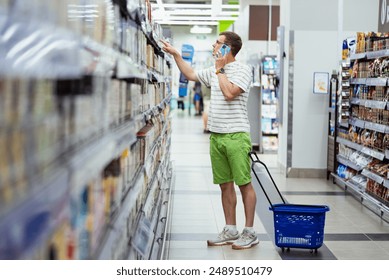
[219,31,242,57]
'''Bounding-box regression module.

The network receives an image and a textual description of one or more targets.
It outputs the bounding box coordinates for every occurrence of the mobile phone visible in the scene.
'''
[220,44,231,56]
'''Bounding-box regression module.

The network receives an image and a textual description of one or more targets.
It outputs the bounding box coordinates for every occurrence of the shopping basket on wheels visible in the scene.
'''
[249,152,330,253]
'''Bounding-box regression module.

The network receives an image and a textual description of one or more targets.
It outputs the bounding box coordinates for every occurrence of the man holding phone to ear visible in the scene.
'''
[161,31,257,250]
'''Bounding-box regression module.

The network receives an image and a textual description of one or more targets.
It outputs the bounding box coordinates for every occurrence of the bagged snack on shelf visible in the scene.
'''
[383,134,389,150]
[356,32,366,53]
[352,60,358,78]
[380,58,389,77]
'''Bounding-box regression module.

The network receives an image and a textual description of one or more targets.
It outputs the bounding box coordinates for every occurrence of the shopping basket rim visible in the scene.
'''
[269,203,330,213]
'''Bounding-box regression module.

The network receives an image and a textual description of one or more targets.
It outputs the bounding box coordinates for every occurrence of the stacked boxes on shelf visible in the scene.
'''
[260,56,279,153]
[339,61,351,128]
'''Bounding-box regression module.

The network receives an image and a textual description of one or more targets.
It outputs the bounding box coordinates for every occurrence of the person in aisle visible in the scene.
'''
[161,31,258,250]
[193,81,203,116]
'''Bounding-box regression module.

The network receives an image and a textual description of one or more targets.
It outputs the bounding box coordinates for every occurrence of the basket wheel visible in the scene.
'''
[310,249,318,253]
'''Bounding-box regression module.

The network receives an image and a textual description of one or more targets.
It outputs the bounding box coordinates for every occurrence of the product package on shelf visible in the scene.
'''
[120,148,133,197]
[123,20,140,63]
[88,177,107,258]
[56,76,109,149]
[141,81,151,113]
[139,32,147,67]
[148,83,158,109]
[69,183,91,259]
[146,44,155,69]
[131,214,154,260]
[366,178,389,206]
[155,83,163,106]
[142,177,160,222]
[262,136,278,151]
[44,216,73,260]
[103,158,123,217]
[129,83,143,119]
[109,80,121,128]
[137,122,159,188]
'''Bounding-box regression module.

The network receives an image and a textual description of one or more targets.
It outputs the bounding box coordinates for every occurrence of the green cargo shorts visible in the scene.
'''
[210,132,252,186]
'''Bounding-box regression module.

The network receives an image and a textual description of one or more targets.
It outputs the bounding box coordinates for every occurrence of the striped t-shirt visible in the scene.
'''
[196,61,253,133]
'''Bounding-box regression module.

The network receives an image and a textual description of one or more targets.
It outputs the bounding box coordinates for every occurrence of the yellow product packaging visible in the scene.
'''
[89,178,107,255]
[342,39,349,60]
[102,175,113,217]
[11,129,27,197]
[0,132,13,205]
[47,222,72,260]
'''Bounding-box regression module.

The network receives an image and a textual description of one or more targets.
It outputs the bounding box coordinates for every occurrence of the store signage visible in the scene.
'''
[178,44,194,97]
[379,0,389,32]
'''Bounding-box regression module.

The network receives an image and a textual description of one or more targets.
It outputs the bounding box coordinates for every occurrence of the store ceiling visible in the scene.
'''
[150,0,240,26]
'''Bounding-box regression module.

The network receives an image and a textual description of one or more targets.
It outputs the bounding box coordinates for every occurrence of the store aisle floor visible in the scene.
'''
[166,111,389,260]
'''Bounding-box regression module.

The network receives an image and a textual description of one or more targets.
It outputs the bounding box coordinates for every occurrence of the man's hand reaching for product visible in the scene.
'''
[160,40,179,57]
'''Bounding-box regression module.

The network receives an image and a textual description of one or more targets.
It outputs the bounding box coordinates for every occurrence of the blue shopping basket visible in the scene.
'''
[249,152,330,253]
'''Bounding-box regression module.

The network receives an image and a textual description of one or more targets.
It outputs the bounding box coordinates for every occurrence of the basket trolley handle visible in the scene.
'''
[249,152,286,209]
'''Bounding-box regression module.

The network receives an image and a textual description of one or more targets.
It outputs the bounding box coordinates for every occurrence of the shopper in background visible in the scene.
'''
[161,31,258,250]
[193,81,203,116]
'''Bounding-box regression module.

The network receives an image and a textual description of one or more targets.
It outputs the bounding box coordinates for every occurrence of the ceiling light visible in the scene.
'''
[190,26,213,34]
[155,20,218,26]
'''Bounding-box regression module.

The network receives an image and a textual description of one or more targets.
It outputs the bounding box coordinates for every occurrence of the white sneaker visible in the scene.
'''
[232,229,259,250]
[207,227,239,246]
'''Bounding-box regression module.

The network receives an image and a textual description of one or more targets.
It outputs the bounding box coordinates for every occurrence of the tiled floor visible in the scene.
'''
[166,111,389,260]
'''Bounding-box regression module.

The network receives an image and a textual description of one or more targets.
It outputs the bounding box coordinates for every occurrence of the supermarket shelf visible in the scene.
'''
[69,119,141,193]
[364,121,389,134]
[96,167,145,260]
[158,161,174,260]
[337,155,364,171]
[364,100,387,109]
[0,168,69,259]
[349,117,365,129]
[142,93,172,120]
[349,118,389,133]
[332,173,389,221]
[0,0,173,261]
[147,69,165,83]
[339,121,349,128]
[114,116,144,156]
[336,137,385,160]
[332,173,365,193]
[0,118,146,259]
[351,99,388,110]
[365,77,387,86]
[1,19,148,80]
[350,98,361,105]
[348,77,388,86]
[350,78,366,85]
[366,49,389,59]
[115,57,148,80]
[361,169,388,187]
[350,52,367,60]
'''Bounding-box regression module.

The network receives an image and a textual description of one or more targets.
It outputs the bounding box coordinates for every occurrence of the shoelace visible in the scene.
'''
[218,228,229,239]
[239,230,255,242]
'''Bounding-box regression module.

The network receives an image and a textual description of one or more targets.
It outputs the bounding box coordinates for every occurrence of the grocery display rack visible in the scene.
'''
[0,0,173,260]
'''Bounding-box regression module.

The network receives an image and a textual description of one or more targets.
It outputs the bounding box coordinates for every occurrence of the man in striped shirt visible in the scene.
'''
[161,31,258,250]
